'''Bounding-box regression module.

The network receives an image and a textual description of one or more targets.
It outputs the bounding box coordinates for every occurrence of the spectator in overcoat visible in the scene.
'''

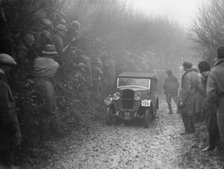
[33,44,59,146]
[52,24,68,61]
[198,61,220,151]
[103,54,116,92]
[179,62,198,135]
[0,53,22,167]
[207,46,224,150]
[194,71,205,122]
[67,20,81,44]
[163,70,179,114]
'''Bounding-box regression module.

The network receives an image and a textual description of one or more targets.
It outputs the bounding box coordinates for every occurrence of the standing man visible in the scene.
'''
[198,61,220,151]
[52,24,68,62]
[103,54,116,92]
[207,46,224,150]
[0,54,22,167]
[67,20,81,44]
[179,62,198,135]
[33,44,59,146]
[163,70,179,114]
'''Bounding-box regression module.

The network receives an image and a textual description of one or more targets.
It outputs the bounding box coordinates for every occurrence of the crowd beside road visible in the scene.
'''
[0,11,108,168]
[163,46,224,154]
[1,9,224,169]
[0,11,85,168]
[0,10,156,168]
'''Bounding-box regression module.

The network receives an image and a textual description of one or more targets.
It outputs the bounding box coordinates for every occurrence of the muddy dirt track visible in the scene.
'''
[22,99,224,169]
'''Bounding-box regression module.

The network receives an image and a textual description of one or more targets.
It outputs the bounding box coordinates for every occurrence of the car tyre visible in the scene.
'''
[106,107,113,125]
[152,105,156,119]
[156,97,159,110]
[144,108,152,128]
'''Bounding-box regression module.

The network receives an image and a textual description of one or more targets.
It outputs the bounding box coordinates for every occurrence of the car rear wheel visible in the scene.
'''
[144,108,152,128]
[152,104,156,119]
[156,97,159,110]
[106,107,113,125]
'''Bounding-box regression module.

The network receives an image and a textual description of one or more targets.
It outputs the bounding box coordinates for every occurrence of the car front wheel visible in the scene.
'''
[106,107,113,125]
[144,108,152,128]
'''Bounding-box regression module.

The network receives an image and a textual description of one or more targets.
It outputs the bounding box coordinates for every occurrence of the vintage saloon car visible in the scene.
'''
[104,72,159,128]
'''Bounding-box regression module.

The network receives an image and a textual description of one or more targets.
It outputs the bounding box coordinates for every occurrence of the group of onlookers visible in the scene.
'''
[0,45,60,169]
[164,46,224,153]
[0,11,82,168]
[0,9,122,168]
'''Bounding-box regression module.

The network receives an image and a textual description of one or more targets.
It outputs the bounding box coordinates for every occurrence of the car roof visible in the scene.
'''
[117,72,157,79]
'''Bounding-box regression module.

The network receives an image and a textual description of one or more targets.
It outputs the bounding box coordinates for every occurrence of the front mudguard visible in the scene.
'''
[104,97,116,114]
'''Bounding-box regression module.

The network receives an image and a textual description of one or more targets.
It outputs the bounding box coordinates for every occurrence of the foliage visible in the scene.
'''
[65,0,187,58]
[190,0,224,63]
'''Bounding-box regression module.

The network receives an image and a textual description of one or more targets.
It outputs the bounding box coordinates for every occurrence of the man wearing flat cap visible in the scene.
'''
[207,46,224,151]
[197,61,220,152]
[0,54,22,168]
[178,61,199,135]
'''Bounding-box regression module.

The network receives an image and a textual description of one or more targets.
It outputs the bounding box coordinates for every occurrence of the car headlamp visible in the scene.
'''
[134,92,141,100]
[113,92,120,100]
[104,97,113,105]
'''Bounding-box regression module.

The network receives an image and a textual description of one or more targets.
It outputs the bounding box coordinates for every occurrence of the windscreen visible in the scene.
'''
[117,78,150,88]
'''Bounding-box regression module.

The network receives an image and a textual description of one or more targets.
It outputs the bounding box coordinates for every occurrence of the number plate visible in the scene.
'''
[141,100,151,107]
[124,112,131,120]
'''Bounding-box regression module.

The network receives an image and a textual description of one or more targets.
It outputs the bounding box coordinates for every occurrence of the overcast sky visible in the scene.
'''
[126,0,204,28]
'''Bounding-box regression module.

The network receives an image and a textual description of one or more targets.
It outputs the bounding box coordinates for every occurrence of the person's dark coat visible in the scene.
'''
[0,70,22,150]
[52,34,64,59]
[207,59,224,142]
[163,75,179,95]
[33,56,59,115]
[179,69,198,116]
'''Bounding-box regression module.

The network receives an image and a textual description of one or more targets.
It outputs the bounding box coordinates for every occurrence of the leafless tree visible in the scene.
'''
[190,0,224,63]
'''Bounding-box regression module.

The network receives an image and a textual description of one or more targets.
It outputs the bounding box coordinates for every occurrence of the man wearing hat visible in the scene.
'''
[17,33,35,64]
[163,70,180,114]
[102,54,116,92]
[41,18,54,32]
[197,61,220,152]
[52,24,68,59]
[179,61,199,135]
[33,44,59,146]
[207,46,224,151]
[34,30,51,55]
[0,54,22,168]
[67,20,81,43]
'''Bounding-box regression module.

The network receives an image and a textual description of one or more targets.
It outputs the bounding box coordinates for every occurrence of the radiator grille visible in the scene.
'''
[121,89,134,109]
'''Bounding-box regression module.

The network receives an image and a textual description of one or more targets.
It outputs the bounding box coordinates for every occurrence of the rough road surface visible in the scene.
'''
[22,99,224,169]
